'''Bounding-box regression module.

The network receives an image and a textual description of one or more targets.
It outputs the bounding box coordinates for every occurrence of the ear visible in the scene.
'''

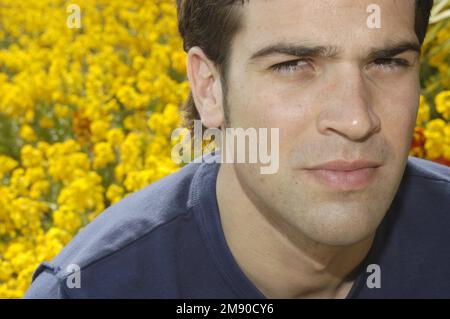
[187,47,225,128]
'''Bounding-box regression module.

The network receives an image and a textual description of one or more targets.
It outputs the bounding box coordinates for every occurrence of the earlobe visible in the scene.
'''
[187,47,225,129]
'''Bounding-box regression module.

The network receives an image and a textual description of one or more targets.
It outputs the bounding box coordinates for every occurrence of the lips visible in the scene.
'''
[305,160,381,191]
[308,159,382,171]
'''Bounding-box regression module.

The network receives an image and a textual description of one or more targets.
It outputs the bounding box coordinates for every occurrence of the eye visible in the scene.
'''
[271,59,314,74]
[371,58,411,71]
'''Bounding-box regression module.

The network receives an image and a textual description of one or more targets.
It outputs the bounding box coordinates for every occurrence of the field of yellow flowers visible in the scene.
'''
[0,0,449,298]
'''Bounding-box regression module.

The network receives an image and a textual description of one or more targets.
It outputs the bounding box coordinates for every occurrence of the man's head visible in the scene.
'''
[177,0,432,129]
[178,0,433,246]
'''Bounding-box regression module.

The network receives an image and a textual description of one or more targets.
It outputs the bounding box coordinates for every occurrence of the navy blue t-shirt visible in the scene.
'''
[24,152,450,298]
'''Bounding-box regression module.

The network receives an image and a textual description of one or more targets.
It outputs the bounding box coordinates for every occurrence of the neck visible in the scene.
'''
[216,163,374,299]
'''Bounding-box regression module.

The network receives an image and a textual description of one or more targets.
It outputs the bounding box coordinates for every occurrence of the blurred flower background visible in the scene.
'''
[413,0,450,164]
[0,0,448,298]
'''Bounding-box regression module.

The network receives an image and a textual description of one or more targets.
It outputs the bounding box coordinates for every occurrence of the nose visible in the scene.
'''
[317,65,381,142]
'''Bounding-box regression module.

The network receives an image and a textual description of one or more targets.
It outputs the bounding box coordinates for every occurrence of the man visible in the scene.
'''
[25,0,450,299]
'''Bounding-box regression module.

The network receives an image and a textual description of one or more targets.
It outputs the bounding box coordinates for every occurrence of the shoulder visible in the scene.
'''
[361,157,450,297]
[399,156,450,206]
[29,159,204,288]
[383,156,450,235]
[58,161,202,268]
[404,156,450,184]
[394,156,450,210]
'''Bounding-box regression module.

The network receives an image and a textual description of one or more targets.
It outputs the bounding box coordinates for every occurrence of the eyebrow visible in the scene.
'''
[248,40,421,63]
[249,43,340,61]
[367,41,421,60]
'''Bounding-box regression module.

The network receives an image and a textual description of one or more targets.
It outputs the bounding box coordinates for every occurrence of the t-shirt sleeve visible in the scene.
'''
[23,262,67,299]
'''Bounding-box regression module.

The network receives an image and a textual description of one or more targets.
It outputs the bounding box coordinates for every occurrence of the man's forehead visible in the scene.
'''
[234,0,417,56]
[237,0,416,25]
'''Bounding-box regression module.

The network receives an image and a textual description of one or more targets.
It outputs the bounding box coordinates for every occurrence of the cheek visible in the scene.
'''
[379,69,419,114]
[377,88,419,153]
[233,80,321,164]
[232,72,305,120]
[251,84,313,129]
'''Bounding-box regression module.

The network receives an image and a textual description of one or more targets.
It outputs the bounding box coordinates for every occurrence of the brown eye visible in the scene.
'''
[371,58,411,71]
[271,59,313,75]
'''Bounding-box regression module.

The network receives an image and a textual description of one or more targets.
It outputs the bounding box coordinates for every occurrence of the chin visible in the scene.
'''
[309,226,375,247]
[292,206,384,247]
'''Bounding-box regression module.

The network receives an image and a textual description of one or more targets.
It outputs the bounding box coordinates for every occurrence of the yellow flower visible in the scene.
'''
[435,91,450,120]
[106,184,125,204]
[107,128,125,146]
[54,104,71,118]
[52,205,82,235]
[114,163,126,183]
[416,95,430,126]
[20,145,44,168]
[0,156,18,180]
[29,180,50,200]
[124,169,156,192]
[171,51,187,75]
[424,119,447,159]
[19,125,37,142]
[90,120,110,143]
[93,142,116,169]
[39,116,55,129]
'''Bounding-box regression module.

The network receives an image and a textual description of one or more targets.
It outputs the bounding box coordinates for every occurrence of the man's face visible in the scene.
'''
[223,0,420,246]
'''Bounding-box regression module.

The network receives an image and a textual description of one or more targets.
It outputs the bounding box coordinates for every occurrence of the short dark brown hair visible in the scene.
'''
[177,0,434,132]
